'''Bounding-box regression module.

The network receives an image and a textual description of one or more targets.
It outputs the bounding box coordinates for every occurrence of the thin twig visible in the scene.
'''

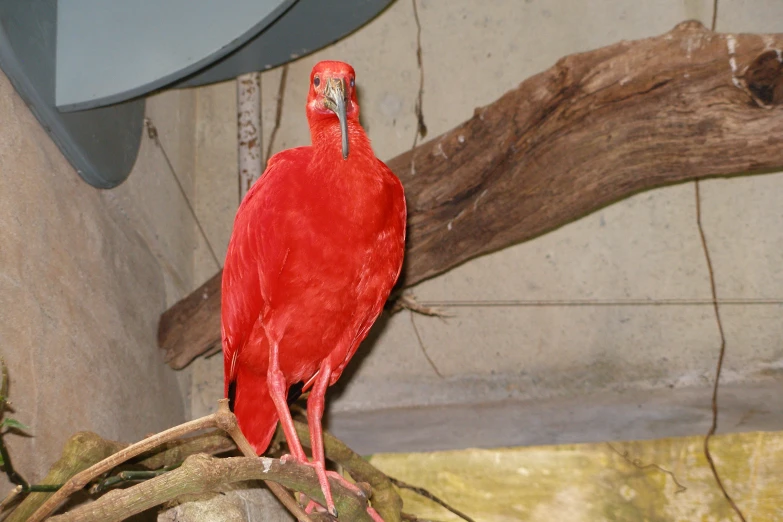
[265,65,289,166]
[0,359,30,492]
[405,297,783,308]
[391,292,451,317]
[144,118,222,270]
[389,476,475,522]
[90,465,180,495]
[691,3,746,521]
[409,0,427,175]
[606,443,687,494]
[133,431,235,470]
[0,429,27,490]
[710,0,719,34]
[0,358,8,411]
[409,312,444,379]
[695,181,746,521]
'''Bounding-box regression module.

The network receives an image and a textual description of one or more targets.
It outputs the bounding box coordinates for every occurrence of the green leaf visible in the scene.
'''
[2,418,31,433]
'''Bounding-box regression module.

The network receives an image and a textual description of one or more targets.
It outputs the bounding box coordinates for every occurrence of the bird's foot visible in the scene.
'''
[280,454,384,520]
[313,470,386,522]
[323,469,365,498]
[302,499,384,522]
[303,499,326,514]
[280,455,339,517]
[365,506,385,522]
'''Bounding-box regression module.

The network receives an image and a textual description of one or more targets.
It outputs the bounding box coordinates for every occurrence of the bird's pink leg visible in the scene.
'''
[268,341,381,519]
[307,359,338,515]
[266,338,308,462]
[307,360,385,521]
[266,341,342,517]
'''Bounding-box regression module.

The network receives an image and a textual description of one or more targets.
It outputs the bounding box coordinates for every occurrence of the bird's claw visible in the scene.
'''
[280,454,338,516]
[325,470,366,499]
[281,453,381,520]
[304,499,328,515]
[280,453,296,464]
[366,506,385,522]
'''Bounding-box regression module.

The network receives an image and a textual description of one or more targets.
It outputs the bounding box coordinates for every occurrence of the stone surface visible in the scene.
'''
[158,485,293,522]
[332,381,783,455]
[369,430,783,522]
[186,0,783,454]
[0,67,195,489]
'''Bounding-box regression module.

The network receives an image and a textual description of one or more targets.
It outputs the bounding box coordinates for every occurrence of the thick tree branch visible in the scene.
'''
[24,401,314,522]
[158,21,783,368]
[25,406,232,522]
[48,454,374,522]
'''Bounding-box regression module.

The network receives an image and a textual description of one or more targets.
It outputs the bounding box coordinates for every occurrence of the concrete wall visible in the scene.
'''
[0,71,197,487]
[194,0,783,454]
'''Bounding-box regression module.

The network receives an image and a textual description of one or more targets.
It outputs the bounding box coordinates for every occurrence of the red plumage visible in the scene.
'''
[221,61,406,517]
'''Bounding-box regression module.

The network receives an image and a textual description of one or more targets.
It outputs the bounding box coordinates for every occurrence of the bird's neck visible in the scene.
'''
[309,118,374,167]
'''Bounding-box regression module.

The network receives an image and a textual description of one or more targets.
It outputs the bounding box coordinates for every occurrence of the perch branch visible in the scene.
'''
[48,454,374,522]
[158,21,783,368]
[26,406,228,522]
[214,404,310,521]
[27,400,310,522]
[133,431,235,470]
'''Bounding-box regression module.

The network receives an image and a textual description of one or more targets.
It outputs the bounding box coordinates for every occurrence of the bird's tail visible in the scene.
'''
[229,367,280,455]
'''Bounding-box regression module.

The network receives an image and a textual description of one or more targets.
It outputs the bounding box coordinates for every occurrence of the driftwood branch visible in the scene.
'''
[12,401,405,522]
[25,405,231,522]
[133,431,235,470]
[48,454,375,522]
[158,21,783,368]
[3,432,236,522]
[24,401,314,522]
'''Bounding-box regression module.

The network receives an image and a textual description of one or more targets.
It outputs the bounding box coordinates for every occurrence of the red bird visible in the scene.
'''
[221,61,406,517]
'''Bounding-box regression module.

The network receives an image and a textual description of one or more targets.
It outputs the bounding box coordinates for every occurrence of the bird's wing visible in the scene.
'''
[221,147,312,390]
[330,158,408,385]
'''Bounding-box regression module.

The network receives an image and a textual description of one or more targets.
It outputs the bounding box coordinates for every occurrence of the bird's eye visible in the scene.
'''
[313,76,320,87]
[349,77,355,88]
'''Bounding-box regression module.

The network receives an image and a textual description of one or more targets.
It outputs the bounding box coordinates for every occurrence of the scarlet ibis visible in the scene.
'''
[221,61,406,517]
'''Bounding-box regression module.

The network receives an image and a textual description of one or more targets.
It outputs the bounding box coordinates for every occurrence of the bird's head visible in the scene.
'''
[306,61,359,160]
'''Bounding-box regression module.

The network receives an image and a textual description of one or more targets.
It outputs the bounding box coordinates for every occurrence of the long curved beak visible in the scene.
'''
[323,77,349,159]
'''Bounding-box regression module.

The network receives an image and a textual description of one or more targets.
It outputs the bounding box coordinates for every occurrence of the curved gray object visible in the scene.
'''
[0,0,394,188]
[176,0,395,88]
[0,0,144,189]
[56,0,296,111]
